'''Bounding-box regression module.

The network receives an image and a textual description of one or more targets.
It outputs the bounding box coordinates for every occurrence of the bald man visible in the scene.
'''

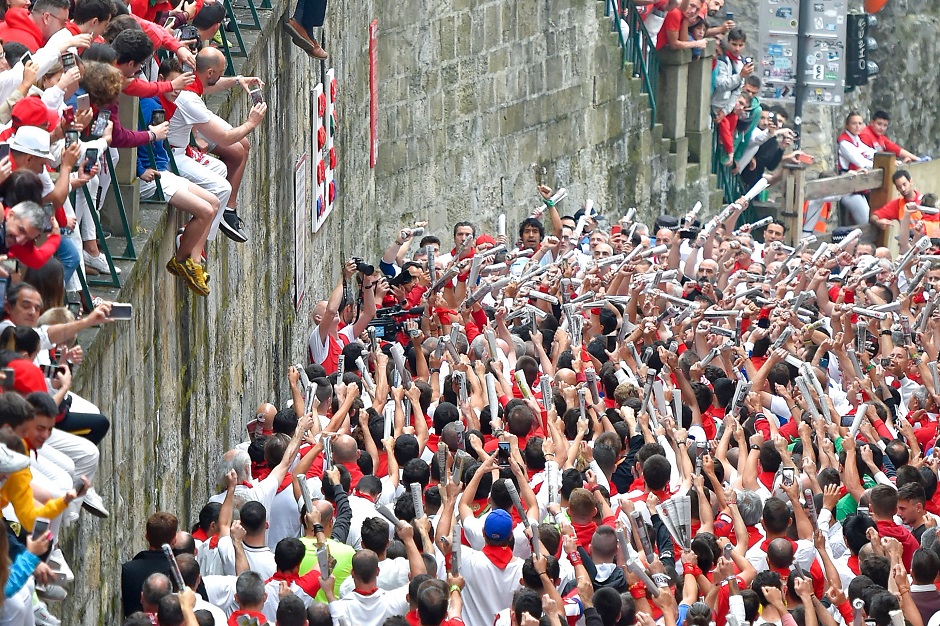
[331,434,364,490]
[166,47,267,247]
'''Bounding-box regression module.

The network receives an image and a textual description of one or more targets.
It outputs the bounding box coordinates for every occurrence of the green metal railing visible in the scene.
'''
[605,0,659,128]
[711,129,754,224]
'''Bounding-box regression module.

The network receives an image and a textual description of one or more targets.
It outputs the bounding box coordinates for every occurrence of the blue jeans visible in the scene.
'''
[292,0,327,32]
[56,236,80,283]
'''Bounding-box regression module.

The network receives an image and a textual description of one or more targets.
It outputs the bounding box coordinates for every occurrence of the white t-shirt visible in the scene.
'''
[168,91,220,149]
[459,547,524,626]
[266,486,302,550]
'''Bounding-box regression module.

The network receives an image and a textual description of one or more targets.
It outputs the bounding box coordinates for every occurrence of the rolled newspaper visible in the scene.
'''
[486,373,501,426]
[585,368,601,404]
[504,479,527,522]
[540,376,553,412]
[377,504,405,528]
[849,403,868,438]
[410,483,425,519]
[451,524,461,573]
[498,214,506,238]
[743,177,770,202]
[357,357,376,392]
[514,370,534,400]
[298,475,315,514]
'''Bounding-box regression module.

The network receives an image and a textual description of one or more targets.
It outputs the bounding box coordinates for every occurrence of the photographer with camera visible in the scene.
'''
[308,258,387,374]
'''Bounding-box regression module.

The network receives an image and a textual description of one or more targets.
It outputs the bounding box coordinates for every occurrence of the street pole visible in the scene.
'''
[792,0,811,149]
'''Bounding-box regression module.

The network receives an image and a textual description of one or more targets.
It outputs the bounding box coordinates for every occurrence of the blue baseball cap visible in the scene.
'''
[484,509,514,541]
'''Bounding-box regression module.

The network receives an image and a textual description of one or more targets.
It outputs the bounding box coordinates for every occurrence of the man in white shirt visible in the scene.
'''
[322,523,426,626]
[164,47,266,244]
[456,509,525,626]
[261,538,322,623]
[176,554,228,626]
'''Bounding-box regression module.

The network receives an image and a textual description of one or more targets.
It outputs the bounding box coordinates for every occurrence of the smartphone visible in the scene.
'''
[76,93,90,111]
[497,441,510,469]
[61,52,76,70]
[725,11,733,19]
[83,148,98,174]
[163,15,176,29]
[107,303,133,320]
[90,110,111,138]
[796,152,814,164]
[782,467,795,487]
[723,543,733,560]
[0,367,13,391]
[19,51,31,66]
[248,87,264,105]
[41,203,54,233]
[40,364,60,379]
[72,476,88,496]
[62,105,74,127]
[0,143,10,161]
[181,63,194,73]
[150,108,166,126]
[857,506,870,517]
[744,56,753,65]
[32,517,50,541]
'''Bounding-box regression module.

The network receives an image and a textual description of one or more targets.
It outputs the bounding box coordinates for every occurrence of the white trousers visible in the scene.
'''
[173,151,230,240]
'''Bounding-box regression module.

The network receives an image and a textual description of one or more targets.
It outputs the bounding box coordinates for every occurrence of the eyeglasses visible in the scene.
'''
[46,11,68,25]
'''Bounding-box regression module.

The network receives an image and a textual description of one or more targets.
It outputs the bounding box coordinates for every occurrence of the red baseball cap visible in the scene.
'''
[12,96,59,132]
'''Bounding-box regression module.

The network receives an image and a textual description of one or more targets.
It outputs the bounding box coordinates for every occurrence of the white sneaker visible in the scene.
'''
[36,584,67,602]
[47,549,74,583]
[33,601,60,626]
[81,488,109,518]
[82,251,121,275]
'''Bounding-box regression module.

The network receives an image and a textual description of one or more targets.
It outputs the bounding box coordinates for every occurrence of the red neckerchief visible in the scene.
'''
[745,525,764,549]
[192,528,209,541]
[184,74,205,96]
[757,471,776,490]
[760,536,795,553]
[572,521,598,552]
[628,477,645,492]
[354,587,380,596]
[354,490,377,503]
[405,609,420,626]
[276,473,293,493]
[227,609,268,626]
[481,544,514,569]
[847,554,860,574]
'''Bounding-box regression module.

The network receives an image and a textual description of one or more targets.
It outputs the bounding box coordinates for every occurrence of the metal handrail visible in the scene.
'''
[712,129,747,215]
[605,0,659,127]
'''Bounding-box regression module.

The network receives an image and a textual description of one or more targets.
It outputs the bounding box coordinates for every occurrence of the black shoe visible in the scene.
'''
[218,209,248,243]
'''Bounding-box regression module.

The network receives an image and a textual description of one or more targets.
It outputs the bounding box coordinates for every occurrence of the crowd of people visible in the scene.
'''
[0,0,271,302]
[99,171,940,626]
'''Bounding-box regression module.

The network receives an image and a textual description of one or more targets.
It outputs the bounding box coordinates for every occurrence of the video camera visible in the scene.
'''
[367,305,425,339]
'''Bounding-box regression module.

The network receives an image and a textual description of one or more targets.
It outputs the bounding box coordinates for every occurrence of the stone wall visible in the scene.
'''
[64,0,716,621]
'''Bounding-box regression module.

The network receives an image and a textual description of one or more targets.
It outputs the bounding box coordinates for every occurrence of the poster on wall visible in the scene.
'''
[758,0,846,105]
[294,153,308,309]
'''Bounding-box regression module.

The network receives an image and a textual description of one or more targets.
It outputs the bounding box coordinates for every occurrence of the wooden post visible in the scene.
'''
[781,164,806,247]
[870,152,896,248]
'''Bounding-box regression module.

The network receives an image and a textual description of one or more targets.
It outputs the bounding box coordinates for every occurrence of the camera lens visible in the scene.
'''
[357,262,375,276]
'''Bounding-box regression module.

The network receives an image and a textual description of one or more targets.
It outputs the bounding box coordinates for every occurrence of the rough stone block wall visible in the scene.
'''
[64,0,713,621]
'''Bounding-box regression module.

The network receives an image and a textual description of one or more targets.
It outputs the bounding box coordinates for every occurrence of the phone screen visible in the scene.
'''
[107,303,133,320]
[91,110,111,137]
[0,366,13,391]
[61,52,75,69]
[83,149,98,173]
[0,143,10,161]
[150,109,166,126]
[249,88,264,105]
[32,517,50,540]
[497,442,510,468]
[65,130,79,148]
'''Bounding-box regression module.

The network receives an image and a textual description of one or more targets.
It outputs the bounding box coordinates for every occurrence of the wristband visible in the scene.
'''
[312,523,324,535]
[567,551,582,565]
[430,368,441,374]
[629,582,647,599]
[683,563,703,577]
[450,584,462,594]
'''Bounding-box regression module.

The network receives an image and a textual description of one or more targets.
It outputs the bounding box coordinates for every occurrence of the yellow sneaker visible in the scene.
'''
[166,256,185,277]
[182,257,210,296]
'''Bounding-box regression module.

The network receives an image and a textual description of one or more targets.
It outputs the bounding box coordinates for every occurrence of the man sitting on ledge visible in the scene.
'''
[164,48,266,258]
